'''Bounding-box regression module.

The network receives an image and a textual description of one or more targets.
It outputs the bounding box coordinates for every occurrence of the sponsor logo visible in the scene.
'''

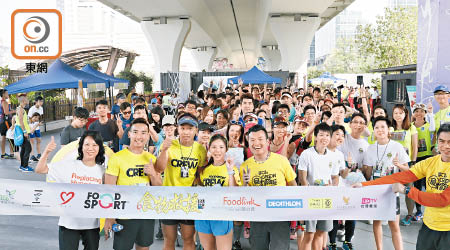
[60,191,74,205]
[308,198,332,209]
[33,189,42,204]
[343,196,350,205]
[137,192,202,214]
[23,189,50,208]
[361,197,377,208]
[336,196,356,210]
[0,189,16,204]
[84,192,126,209]
[222,196,260,211]
[126,165,146,177]
[11,9,62,59]
[266,199,303,208]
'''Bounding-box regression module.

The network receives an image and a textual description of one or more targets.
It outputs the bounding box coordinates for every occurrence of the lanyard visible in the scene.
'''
[376,140,390,165]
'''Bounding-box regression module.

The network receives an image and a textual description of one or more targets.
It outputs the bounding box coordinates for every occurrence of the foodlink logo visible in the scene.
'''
[223,197,261,207]
[84,192,126,209]
[11,9,62,59]
[266,199,303,208]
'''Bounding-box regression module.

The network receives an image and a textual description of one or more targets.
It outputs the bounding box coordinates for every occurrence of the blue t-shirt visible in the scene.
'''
[111,104,120,118]
[120,114,133,130]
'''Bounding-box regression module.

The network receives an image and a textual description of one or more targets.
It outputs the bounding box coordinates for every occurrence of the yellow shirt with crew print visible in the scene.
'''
[391,125,417,160]
[163,139,207,186]
[106,148,157,186]
[409,155,450,231]
[199,164,241,186]
[240,153,296,186]
[434,106,450,132]
[414,122,433,158]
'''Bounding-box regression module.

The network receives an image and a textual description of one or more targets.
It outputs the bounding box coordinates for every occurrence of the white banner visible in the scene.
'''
[0,178,396,221]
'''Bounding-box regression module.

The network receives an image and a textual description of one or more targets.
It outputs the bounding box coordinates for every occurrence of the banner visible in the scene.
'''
[406,85,417,107]
[0,178,396,221]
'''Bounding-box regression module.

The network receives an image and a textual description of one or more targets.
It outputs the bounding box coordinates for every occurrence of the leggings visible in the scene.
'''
[20,135,31,167]
[328,220,356,243]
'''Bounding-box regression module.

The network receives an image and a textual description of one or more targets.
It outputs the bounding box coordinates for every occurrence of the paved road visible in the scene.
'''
[0,129,419,250]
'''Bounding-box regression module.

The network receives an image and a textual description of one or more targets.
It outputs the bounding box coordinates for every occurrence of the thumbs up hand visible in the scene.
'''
[144,158,157,177]
[45,136,57,154]
[242,166,251,186]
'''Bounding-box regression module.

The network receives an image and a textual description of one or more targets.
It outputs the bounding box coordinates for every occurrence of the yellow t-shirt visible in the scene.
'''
[410,155,450,231]
[240,153,296,186]
[434,106,450,132]
[391,126,417,159]
[163,140,207,186]
[198,164,241,187]
[16,107,31,133]
[106,148,157,186]
[414,122,433,158]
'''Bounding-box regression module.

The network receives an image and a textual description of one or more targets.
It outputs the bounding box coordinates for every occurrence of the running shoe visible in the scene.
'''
[155,228,163,240]
[328,243,338,250]
[36,154,41,159]
[6,154,15,159]
[232,240,243,250]
[413,211,423,221]
[31,155,39,162]
[342,241,353,250]
[400,215,413,226]
[19,166,34,172]
[1,154,6,159]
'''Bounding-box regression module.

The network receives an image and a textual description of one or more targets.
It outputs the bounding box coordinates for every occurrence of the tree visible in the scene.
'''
[356,7,417,69]
[117,70,153,95]
[323,37,373,74]
[307,66,325,79]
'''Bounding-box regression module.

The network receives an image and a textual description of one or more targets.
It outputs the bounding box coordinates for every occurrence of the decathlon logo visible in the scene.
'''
[266,199,303,208]
[84,192,127,209]
[11,9,62,59]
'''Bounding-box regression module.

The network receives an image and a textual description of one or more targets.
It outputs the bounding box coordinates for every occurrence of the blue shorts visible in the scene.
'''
[29,130,41,138]
[194,220,233,236]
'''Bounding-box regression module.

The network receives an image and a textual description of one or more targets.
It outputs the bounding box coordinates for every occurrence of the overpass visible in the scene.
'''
[97,0,355,90]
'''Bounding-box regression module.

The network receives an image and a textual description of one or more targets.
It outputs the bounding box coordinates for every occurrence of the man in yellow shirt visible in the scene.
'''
[104,118,162,250]
[356,124,450,250]
[433,85,450,141]
[155,112,207,250]
[240,125,297,250]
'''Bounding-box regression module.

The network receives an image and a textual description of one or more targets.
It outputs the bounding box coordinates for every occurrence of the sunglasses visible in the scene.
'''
[122,111,131,115]
[230,120,244,126]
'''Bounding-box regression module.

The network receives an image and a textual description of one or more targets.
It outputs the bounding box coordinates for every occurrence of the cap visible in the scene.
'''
[244,122,257,134]
[151,98,158,104]
[18,93,27,97]
[198,122,215,132]
[293,116,309,125]
[131,95,139,100]
[273,116,288,127]
[282,93,292,99]
[434,85,449,93]
[243,113,258,121]
[162,115,176,126]
[178,115,198,127]
[412,103,427,113]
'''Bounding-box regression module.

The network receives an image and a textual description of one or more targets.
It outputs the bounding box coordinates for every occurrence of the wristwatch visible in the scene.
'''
[228,170,235,175]
[405,186,411,195]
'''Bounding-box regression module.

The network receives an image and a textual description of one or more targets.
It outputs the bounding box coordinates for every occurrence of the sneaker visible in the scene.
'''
[342,241,353,250]
[155,228,163,240]
[1,154,6,159]
[328,243,338,250]
[243,227,250,239]
[36,154,41,159]
[19,166,34,172]
[290,227,297,240]
[31,155,39,162]
[6,154,15,159]
[232,240,243,250]
[400,215,413,226]
[413,211,423,221]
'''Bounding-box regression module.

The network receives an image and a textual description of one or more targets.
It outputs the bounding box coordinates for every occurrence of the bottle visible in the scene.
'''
[112,224,123,232]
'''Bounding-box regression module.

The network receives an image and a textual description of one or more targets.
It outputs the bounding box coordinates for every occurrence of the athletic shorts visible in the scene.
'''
[396,196,400,215]
[113,219,154,250]
[161,219,194,226]
[195,220,233,236]
[0,120,10,136]
[305,220,333,233]
[29,130,41,138]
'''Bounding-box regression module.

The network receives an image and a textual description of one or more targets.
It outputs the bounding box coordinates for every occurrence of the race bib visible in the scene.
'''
[391,131,406,141]
[418,139,427,152]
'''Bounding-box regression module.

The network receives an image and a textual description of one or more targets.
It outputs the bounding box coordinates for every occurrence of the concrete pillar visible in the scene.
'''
[105,48,119,76]
[190,46,217,71]
[269,16,320,73]
[141,18,191,91]
[261,46,281,71]
[417,0,450,109]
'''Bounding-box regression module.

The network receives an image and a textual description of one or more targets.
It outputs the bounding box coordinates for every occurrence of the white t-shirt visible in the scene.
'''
[47,159,104,230]
[28,105,43,118]
[363,140,409,180]
[297,147,340,186]
[31,121,40,132]
[370,89,378,99]
[338,134,369,170]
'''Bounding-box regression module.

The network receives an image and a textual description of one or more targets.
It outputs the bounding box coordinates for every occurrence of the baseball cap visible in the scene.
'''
[412,103,427,113]
[273,116,288,127]
[18,93,27,97]
[293,116,309,125]
[434,85,449,94]
[282,93,292,99]
[243,113,258,121]
[151,98,158,104]
[178,115,198,127]
[131,95,139,100]
[198,122,215,132]
[116,93,126,99]
[162,115,176,126]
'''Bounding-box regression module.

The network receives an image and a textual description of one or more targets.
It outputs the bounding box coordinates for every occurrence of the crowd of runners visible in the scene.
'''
[0,81,449,250]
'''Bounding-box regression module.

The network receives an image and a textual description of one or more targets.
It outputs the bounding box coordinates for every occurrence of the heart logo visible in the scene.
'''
[60,192,75,205]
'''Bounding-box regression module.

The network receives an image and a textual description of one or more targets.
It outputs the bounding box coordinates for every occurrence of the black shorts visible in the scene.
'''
[113,219,155,250]
[0,120,10,136]
[161,219,194,226]
[396,196,400,215]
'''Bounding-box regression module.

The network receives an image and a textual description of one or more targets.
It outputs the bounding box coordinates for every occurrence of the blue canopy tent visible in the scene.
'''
[5,59,107,94]
[308,72,346,85]
[81,64,129,88]
[229,66,282,84]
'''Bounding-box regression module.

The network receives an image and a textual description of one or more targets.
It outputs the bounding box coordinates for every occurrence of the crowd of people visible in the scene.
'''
[0,81,449,250]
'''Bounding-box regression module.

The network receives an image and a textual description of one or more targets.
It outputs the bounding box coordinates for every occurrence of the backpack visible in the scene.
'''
[14,125,24,146]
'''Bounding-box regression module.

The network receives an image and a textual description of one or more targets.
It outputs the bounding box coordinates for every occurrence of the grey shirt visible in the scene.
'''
[60,125,86,145]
